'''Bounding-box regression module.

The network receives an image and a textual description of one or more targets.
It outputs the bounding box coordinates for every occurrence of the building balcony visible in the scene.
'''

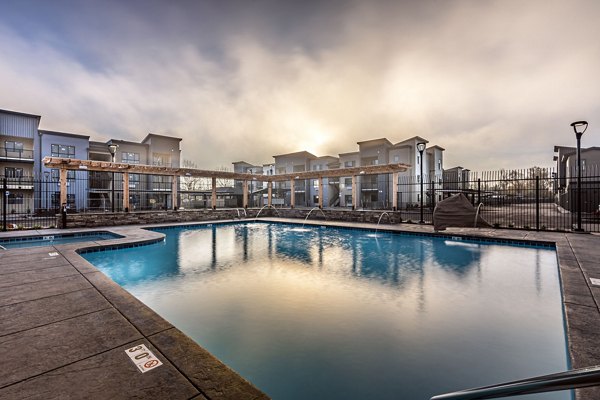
[0,147,34,162]
[3,176,35,190]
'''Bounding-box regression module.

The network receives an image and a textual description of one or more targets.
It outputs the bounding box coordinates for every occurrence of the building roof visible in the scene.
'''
[141,133,183,143]
[272,150,317,159]
[393,136,429,147]
[427,145,445,151]
[0,108,41,119]
[232,161,256,166]
[357,138,392,147]
[39,129,90,139]
[338,151,359,157]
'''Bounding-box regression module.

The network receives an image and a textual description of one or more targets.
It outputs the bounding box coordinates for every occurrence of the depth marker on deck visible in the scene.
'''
[590,278,600,287]
[125,344,163,373]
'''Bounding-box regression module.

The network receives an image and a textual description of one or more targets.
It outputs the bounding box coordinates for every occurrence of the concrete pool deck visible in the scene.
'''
[1,218,599,399]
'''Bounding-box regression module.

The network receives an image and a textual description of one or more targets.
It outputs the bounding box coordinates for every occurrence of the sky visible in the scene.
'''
[1,0,600,171]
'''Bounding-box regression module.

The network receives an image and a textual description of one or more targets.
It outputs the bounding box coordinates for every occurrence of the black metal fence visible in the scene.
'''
[3,167,599,232]
[1,177,59,230]
[396,167,600,232]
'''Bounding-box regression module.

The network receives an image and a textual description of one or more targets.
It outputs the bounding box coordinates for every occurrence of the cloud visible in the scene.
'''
[1,0,599,171]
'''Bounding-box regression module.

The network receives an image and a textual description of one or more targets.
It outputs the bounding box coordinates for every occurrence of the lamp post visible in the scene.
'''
[417,142,426,223]
[570,121,588,232]
[108,144,118,213]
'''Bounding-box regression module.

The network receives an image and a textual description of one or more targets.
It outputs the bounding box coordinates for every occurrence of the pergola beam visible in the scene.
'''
[43,157,409,181]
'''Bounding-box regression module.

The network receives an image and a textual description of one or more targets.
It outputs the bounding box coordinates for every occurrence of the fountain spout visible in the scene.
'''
[376,212,393,233]
[255,205,281,219]
[302,207,327,228]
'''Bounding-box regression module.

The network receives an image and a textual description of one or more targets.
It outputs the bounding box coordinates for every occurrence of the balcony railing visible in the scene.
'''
[0,147,34,161]
[3,176,35,189]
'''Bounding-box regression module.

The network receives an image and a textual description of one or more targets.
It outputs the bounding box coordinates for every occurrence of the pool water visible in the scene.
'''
[83,222,569,400]
[0,232,120,249]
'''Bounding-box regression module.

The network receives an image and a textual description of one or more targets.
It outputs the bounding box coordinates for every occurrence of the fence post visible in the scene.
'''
[2,177,6,232]
[536,175,540,231]
[477,178,481,205]
[431,180,436,210]
[61,203,67,229]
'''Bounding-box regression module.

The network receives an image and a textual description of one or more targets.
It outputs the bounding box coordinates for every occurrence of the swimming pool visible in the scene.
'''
[83,222,569,400]
[0,232,122,249]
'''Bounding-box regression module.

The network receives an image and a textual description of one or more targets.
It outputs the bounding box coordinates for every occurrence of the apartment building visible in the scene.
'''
[1,108,182,213]
[233,135,445,209]
[553,145,600,212]
[0,110,40,214]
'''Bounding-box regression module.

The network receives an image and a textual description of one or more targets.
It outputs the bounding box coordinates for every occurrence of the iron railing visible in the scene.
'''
[430,365,600,399]
[2,167,600,232]
[0,147,34,161]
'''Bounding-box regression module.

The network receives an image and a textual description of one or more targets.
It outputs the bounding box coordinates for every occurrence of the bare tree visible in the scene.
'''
[180,159,202,191]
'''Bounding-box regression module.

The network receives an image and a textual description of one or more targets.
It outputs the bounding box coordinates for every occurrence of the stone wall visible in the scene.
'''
[61,207,406,228]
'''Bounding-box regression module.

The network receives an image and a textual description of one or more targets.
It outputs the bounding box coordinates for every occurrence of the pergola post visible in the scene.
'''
[211,176,217,209]
[267,181,272,207]
[59,168,67,208]
[123,172,130,212]
[392,172,399,211]
[351,175,358,210]
[243,180,248,208]
[290,178,295,208]
[318,177,323,209]
[172,175,178,210]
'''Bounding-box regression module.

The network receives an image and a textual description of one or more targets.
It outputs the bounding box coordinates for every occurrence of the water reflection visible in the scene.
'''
[82,222,567,400]
[84,223,484,289]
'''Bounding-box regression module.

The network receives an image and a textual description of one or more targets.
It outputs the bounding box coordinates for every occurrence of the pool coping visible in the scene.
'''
[1,218,600,399]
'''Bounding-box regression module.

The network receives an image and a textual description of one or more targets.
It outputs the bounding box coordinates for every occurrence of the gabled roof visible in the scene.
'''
[273,150,317,159]
[141,133,183,143]
[0,108,41,119]
[357,138,392,147]
[393,136,429,147]
[427,145,445,151]
[232,161,255,166]
[39,129,90,139]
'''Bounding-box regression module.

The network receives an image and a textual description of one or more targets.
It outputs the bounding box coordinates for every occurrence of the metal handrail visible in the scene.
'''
[430,365,600,399]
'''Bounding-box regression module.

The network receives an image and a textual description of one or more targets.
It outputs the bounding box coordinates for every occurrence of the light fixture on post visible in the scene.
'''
[570,121,588,232]
[416,142,426,224]
[108,143,118,213]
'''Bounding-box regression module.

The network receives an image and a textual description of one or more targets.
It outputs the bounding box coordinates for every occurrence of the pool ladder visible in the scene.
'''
[430,364,600,399]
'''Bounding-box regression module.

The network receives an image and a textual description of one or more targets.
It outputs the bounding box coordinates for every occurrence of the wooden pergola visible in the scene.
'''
[43,157,410,211]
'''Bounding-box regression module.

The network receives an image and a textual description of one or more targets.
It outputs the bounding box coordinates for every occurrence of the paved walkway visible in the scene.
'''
[0,220,599,399]
[0,225,268,400]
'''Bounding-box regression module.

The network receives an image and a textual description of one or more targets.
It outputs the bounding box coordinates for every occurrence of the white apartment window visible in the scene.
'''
[51,168,75,180]
[51,144,75,158]
[344,160,355,168]
[417,155,420,165]
[4,167,23,178]
[122,152,140,164]
[394,155,399,163]
[438,159,441,170]
[5,141,23,151]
